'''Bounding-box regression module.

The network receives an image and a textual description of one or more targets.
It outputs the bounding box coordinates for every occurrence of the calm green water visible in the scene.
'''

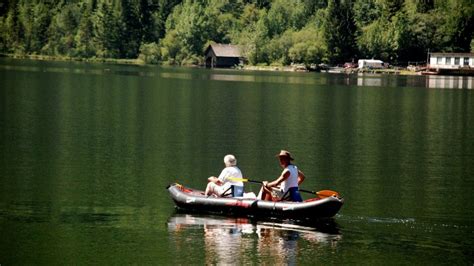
[1,58,473,264]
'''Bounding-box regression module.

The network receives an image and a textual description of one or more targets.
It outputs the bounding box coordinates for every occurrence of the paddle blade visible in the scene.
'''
[228,177,248,182]
[316,190,340,199]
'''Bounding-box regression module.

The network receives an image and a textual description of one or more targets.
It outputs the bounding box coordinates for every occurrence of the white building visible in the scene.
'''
[429,53,474,69]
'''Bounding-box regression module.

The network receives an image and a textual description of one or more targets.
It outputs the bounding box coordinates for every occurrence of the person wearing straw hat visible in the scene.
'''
[259,150,305,202]
[205,154,244,197]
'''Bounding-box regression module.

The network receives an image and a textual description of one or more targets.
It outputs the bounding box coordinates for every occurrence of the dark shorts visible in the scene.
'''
[287,187,303,202]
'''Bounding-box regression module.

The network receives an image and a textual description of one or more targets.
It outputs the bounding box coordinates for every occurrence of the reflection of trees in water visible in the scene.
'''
[167,213,341,264]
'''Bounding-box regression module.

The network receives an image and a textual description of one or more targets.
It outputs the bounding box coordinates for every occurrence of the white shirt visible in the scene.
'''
[217,166,243,191]
[280,164,298,193]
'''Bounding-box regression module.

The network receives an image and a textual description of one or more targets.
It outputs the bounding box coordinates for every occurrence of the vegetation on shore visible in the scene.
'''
[0,0,473,67]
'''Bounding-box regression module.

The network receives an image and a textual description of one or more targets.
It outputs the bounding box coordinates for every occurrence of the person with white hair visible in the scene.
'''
[205,154,244,197]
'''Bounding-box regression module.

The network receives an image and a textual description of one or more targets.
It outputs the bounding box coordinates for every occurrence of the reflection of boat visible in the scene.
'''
[167,183,344,220]
[167,212,341,242]
[168,212,341,264]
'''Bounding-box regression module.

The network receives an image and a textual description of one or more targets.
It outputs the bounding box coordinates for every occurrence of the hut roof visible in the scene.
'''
[206,44,242,57]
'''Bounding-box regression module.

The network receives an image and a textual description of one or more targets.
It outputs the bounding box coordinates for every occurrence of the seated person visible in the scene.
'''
[205,154,244,197]
[259,150,305,202]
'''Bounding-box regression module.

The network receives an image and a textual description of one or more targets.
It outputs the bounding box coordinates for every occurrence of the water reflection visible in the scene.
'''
[357,75,383,87]
[1,58,473,89]
[167,213,341,264]
[426,75,473,89]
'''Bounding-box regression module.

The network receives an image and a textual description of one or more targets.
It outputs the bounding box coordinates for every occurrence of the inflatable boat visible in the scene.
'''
[167,183,344,220]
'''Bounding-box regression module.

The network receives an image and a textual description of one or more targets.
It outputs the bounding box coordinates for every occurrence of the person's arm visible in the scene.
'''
[264,169,290,188]
[297,169,305,185]
[214,168,230,185]
[208,176,221,184]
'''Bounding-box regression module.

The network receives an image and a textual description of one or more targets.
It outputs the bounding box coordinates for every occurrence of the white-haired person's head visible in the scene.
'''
[224,154,237,167]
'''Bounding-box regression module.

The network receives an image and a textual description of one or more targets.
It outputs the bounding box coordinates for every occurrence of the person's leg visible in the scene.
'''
[206,182,226,197]
[258,186,273,200]
[205,182,217,196]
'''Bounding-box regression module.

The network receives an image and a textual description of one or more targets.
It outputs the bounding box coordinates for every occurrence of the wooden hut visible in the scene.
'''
[205,44,243,68]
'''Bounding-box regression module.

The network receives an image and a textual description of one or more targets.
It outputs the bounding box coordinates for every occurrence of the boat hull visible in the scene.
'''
[167,184,344,220]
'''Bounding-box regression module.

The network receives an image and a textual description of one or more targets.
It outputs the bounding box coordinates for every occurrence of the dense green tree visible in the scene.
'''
[413,0,434,13]
[0,1,9,17]
[138,41,161,63]
[404,11,439,61]
[435,0,474,52]
[74,3,96,57]
[140,0,155,43]
[242,0,271,9]
[353,0,381,28]
[3,1,23,53]
[380,0,404,18]
[0,0,472,65]
[233,9,269,65]
[160,29,180,64]
[43,3,79,55]
[160,1,212,64]
[204,0,241,44]
[288,27,327,65]
[153,0,182,39]
[94,1,124,58]
[388,11,413,64]
[119,0,142,58]
[324,0,357,64]
[264,0,306,38]
[265,29,293,64]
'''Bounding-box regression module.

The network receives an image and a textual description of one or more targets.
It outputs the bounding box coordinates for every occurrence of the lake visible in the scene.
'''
[1,58,473,264]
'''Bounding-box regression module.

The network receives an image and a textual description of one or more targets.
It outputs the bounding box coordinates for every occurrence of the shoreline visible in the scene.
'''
[0,53,145,65]
[1,53,421,76]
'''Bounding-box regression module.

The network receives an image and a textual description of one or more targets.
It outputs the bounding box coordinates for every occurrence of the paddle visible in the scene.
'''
[228,177,340,199]
[299,189,340,199]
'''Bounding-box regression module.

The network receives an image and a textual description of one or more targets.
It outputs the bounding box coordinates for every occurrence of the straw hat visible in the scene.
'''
[276,150,294,160]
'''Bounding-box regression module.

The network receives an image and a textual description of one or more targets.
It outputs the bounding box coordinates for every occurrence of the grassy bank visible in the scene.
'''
[1,53,421,76]
[1,53,145,65]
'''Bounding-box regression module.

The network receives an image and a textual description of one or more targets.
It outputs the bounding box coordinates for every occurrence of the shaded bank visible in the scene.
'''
[0,55,429,76]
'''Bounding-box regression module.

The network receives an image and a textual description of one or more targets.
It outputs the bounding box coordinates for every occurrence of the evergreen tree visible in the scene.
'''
[324,0,357,64]
[44,3,80,56]
[74,2,96,57]
[93,1,122,58]
[35,4,52,52]
[153,0,182,40]
[4,0,24,53]
[119,0,142,58]
[414,0,434,13]
[353,0,381,28]
[140,0,155,43]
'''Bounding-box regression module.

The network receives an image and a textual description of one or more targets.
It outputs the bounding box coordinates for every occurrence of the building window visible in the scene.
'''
[455,57,460,65]
[437,57,442,64]
[446,57,451,65]
[463,57,469,66]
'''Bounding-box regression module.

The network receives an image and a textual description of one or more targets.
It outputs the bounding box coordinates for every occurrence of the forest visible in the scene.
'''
[0,0,473,66]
